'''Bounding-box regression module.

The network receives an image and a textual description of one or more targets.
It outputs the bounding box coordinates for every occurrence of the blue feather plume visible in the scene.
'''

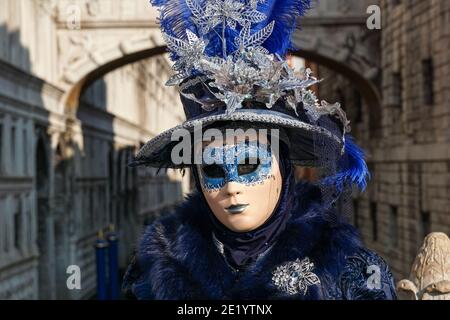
[255,0,312,56]
[321,135,371,192]
[150,0,313,61]
[149,0,198,60]
[205,23,240,58]
[151,0,196,38]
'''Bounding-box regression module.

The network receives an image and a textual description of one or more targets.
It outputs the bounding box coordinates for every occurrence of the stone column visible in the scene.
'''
[26,118,34,177]
[45,214,56,300]
[14,117,24,177]
[29,190,38,255]
[1,114,12,175]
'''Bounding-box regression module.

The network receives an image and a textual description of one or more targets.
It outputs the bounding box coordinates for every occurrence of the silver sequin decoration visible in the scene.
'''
[272,257,321,295]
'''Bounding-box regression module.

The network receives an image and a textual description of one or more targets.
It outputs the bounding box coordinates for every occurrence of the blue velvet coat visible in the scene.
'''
[122,182,397,300]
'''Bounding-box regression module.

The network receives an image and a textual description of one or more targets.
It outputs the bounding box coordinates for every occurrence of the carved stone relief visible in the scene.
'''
[397,233,450,300]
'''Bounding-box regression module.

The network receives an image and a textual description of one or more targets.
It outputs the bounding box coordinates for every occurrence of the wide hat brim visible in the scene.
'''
[130,108,344,168]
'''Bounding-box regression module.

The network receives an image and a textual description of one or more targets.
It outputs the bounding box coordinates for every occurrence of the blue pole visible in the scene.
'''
[107,224,119,300]
[95,230,108,300]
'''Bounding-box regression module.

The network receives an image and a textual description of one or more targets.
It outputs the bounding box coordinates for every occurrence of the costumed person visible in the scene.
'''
[122,0,397,299]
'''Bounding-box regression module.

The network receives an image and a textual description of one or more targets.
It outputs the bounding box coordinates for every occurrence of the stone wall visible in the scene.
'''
[316,0,450,280]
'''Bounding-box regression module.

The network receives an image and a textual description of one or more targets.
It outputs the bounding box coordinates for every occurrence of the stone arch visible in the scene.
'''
[61,32,167,115]
[292,33,382,129]
[61,31,382,130]
[293,35,380,99]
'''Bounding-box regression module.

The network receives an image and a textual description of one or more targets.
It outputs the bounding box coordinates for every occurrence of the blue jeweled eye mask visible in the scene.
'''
[198,142,273,192]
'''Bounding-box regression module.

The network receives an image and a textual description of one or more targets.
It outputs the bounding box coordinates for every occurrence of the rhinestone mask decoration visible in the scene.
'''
[160,0,350,133]
[272,257,321,295]
[198,142,273,192]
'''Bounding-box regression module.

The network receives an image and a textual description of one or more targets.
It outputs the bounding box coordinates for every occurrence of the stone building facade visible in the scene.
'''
[316,0,450,280]
[0,0,188,299]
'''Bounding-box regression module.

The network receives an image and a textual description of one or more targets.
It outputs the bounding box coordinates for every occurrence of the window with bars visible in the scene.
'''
[419,211,431,240]
[26,198,32,251]
[392,72,403,108]
[422,59,434,106]
[389,205,399,248]
[14,196,22,251]
[370,202,378,242]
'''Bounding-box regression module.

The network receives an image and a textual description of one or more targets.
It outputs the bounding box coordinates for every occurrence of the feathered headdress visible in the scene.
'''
[150,0,341,116]
[154,0,312,58]
[133,0,369,195]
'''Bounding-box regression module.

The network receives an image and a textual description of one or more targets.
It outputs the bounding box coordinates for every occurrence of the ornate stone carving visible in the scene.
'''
[62,35,96,65]
[37,0,58,17]
[86,0,101,17]
[397,233,450,300]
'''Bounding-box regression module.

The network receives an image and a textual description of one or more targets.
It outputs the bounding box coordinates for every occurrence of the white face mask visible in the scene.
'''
[197,134,282,233]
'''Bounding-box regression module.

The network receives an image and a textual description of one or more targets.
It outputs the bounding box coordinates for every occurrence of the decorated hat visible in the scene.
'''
[131,0,368,193]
